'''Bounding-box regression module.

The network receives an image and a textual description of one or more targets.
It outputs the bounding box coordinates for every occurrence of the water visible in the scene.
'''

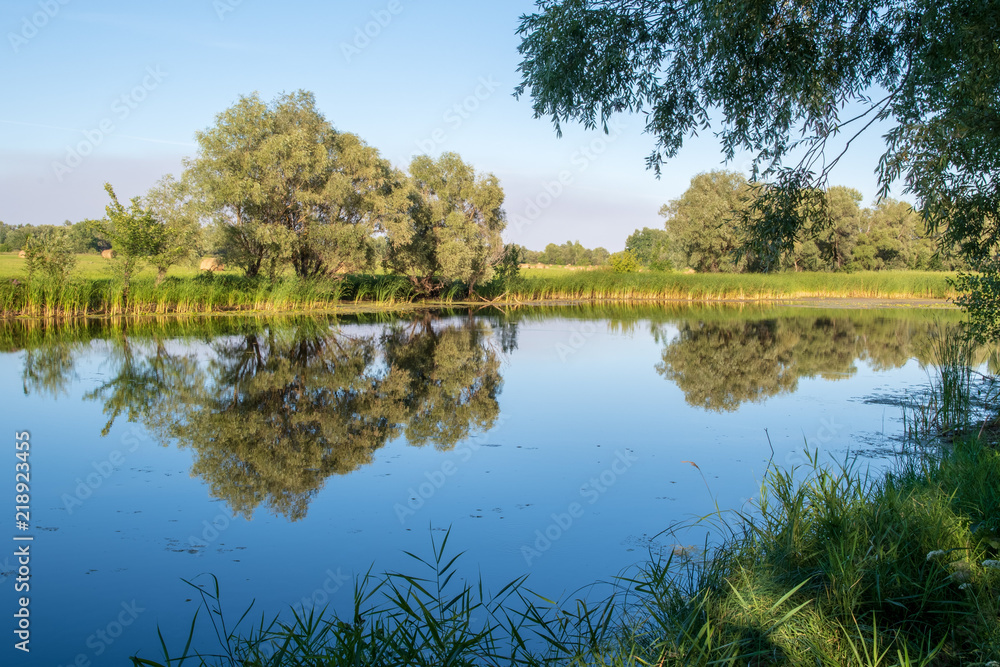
[0,304,961,666]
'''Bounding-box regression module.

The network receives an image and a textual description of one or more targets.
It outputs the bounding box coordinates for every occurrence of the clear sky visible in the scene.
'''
[0,0,896,251]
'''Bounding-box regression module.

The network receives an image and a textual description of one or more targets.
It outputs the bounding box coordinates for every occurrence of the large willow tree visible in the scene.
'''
[187,90,410,279]
[388,153,507,296]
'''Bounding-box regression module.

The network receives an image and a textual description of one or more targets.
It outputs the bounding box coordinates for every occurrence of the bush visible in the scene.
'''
[609,249,640,273]
[23,229,76,288]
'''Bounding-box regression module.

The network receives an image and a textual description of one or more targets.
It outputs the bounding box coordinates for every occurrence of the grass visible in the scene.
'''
[0,253,958,317]
[130,333,1000,666]
[508,269,958,302]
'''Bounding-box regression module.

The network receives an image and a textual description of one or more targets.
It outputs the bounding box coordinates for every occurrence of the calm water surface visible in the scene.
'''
[0,304,961,666]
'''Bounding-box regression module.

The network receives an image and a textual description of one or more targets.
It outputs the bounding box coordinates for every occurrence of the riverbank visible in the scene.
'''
[0,269,957,318]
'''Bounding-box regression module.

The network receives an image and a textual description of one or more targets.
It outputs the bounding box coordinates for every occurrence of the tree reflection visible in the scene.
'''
[656,315,956,411]
[382,315,502,449]
[69,316,506,520]
[22,340,79,397]
[85,333,199,436]
[8,308,977,519]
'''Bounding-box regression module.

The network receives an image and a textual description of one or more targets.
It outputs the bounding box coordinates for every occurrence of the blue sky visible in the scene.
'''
[1,0,896,251]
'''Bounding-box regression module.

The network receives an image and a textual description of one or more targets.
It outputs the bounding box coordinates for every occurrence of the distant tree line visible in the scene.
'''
[518,240,610,266]
[0,220,108,254]
[5,120,961,289]
[517,228,672,272]
[519,171,952,273]
[661,171,965,273]
[515,172,956,275]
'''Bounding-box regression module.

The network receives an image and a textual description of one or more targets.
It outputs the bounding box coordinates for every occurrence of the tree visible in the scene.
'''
[22,227,76,288]
[816,187,864,271]
[625,227,672,270]
[142,174,203,284]
[660,171,750,272]
[67,219,109,253]
[516,1,1000,307]
[95,183,167,305]
[188,90,407,279]
[387,153,506,296]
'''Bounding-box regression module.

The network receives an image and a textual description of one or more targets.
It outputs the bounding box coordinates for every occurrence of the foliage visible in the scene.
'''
[661,174,961,273]
[3,220,107,254]
[661,171,752,272]
[609,248,640,273]
[625,226,672,270]
[387,152,506,296]
[22,226,77,288]
[954,263,1000,344]
[489,243,524,295]
[515,0,1000,331]
[187,90,410,279]
[526,239,611,266]
[94,183,167,306]
[142,174,204,284]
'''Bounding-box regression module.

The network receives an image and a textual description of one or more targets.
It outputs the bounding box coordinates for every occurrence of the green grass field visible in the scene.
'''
[0,252,960,317]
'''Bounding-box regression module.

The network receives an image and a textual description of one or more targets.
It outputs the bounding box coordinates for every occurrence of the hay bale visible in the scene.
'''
[101,249,114,259]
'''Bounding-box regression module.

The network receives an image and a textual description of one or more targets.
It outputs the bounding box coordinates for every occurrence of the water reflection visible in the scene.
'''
[4,306,979,520]
[655,315,953,412]
[7,314,507,520]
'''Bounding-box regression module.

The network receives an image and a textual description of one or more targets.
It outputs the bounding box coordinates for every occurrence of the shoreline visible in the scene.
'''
[0,294,959,323]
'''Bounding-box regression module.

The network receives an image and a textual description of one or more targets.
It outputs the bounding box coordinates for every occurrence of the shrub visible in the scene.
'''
[609,249,640,273]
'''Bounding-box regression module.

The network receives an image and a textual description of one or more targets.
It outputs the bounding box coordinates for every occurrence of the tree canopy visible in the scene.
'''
[516,0,1000,286]
[188,90,414,280]
[387,153,507,295]
[625,227,672,270]
[660,171,962,272]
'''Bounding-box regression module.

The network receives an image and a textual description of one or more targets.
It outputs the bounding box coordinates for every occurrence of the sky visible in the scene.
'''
[0,0,898,251]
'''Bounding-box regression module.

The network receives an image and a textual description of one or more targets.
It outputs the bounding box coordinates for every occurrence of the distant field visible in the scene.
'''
[0,252,216,280]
